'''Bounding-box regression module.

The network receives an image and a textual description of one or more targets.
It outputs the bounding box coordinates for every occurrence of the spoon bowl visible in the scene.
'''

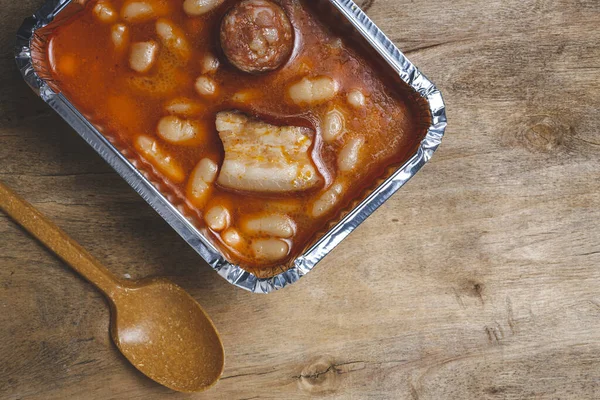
[111,278,224,392]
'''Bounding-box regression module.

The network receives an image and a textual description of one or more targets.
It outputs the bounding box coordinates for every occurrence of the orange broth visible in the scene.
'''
[45,0,428,277]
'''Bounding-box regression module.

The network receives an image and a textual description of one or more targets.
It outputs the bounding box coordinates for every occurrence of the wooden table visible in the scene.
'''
[1,1,599,399]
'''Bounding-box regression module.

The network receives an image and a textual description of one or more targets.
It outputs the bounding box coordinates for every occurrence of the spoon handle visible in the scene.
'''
[0,181,122,298]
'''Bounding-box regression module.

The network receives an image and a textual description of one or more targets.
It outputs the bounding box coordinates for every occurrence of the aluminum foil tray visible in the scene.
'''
[15,0,447,293]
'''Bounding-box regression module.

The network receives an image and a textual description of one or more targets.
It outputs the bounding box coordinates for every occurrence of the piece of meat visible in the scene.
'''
[216,111,320,193]
[220,0,294,74]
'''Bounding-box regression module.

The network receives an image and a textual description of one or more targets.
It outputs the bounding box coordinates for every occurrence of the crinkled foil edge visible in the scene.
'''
[15,0,447,294]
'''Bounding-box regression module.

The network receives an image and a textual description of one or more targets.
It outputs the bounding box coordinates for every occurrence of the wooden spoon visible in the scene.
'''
[0,182,224,393]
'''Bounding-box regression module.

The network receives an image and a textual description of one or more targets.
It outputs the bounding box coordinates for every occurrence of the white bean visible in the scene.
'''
[242,214,294,238]
[129,41,158,73]
[134,135,185,182]
[157,116,199,143]
[194,76,217,97]
[111,24,129,51]
[196,159,218,183]
[311,77,339,102]
[222,228,242,247]
[322,108,345,143]
[232,90,257,104]
[189,179,209,204]
[187,158,218,204]
[183,0,224,16]
[205,205,230,231]
[93,1,118,23]
[338,137,364,172]
[121,1,155,22]
[201,53,220,74]
[165,98,203,116]
[289,76,338,106]
[347,89,366,108]
[311,183,344,218]
[156,19,190,61]
[252,239,289,262]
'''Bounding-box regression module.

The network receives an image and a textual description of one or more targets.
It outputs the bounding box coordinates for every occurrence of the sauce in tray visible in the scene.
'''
[45,0,428,277]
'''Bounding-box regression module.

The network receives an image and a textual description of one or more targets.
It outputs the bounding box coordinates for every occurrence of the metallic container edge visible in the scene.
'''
[15,0,447,293]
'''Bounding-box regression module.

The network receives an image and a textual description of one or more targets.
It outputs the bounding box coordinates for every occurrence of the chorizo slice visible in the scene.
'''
[220,0,294,74]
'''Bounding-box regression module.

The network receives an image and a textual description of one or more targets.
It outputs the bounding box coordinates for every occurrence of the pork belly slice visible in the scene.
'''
[216,111,320,193]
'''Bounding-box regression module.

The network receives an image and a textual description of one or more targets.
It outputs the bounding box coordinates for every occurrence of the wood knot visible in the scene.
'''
[458,280,485,305]
[295,356,341,394]
[472,282,484,297]
[516,115,570,153]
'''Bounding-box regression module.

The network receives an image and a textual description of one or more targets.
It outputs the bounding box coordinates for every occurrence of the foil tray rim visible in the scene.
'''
[15,0,447,294]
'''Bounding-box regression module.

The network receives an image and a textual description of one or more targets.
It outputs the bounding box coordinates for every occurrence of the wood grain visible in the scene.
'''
[1,0,599,399]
